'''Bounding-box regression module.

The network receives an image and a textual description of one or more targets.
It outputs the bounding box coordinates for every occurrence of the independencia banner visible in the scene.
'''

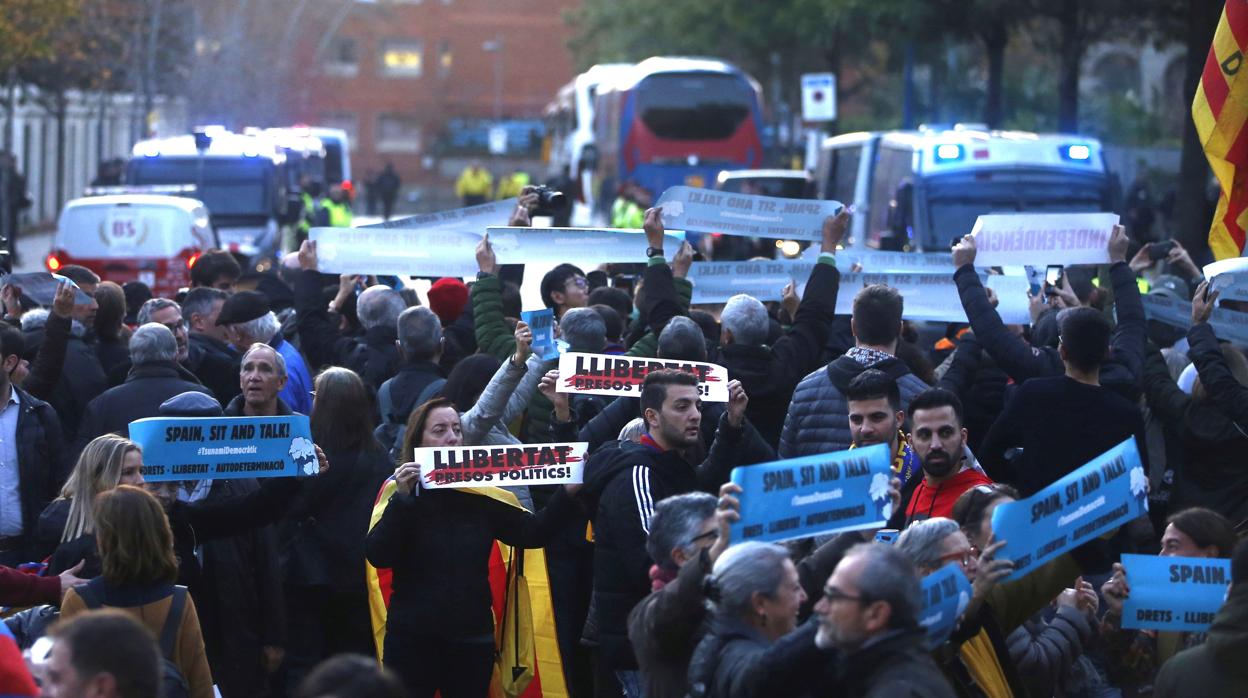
[971,213,1119,267]
[415,442,587,489]
[728,443,893,543]
[920,563,973,650]
[1140,294,1248,346]
[1121,553,1230,632]
[129,415,317,482]
[556,352,730,402]
[656,185,842,241]
[991,438,1148,581]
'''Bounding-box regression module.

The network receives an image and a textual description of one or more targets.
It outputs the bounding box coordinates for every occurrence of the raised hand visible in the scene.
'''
[476,232,498,275]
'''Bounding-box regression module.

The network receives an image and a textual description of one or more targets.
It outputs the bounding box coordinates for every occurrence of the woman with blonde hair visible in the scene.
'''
[59,484,214,698]
[35,434,144,572]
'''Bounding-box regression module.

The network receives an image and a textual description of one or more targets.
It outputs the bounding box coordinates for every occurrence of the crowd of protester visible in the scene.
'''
[0,185,1244,698]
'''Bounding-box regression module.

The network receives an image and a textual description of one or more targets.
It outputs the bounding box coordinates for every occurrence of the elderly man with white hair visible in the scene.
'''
[71,323,210,456]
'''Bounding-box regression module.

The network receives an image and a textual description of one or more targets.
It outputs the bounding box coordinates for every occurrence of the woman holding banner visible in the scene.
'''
[364,386,580,698]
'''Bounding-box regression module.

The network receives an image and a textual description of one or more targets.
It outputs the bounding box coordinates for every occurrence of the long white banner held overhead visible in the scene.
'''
[832,272,1031,325]
[374,198,520,231]
[656,185,843,241]
[971,212,1119,267]
[688,260,815,304]
[1140,294,1248,346]
[311,224,684,276]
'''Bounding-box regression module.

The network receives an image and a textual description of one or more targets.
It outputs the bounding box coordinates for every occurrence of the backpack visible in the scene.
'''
[374,376,445,463]
[77,583,191,698]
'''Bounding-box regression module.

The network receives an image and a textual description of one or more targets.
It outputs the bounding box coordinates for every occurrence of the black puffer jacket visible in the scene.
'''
[954,262,1147,401]
[720,262,840,448]
[342,324,400,390]
[780,353,929,458]
[579,414,750,670]
[830,627,956,698]
[1142,322,1248,526]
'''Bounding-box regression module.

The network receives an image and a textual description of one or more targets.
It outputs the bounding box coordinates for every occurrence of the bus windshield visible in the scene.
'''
[636,72,753,140]
[719,176,810,199]
[129,158,272,217]
[922,169,1110,249]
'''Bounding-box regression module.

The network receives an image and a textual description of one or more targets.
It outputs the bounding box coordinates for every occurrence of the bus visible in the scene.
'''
[814,124,1115,252]
[544,63,632,225]
[126,130,299,268]
[592,57,764,221]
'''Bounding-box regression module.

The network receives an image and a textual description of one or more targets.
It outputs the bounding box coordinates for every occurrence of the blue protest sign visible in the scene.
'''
[991,438,1148,581]
[729,444,893,543]
[1121,554,1230,632]
[656,186,842,241]
[920,563,973,650]
[129,415,317,482]
[522,309,558,360]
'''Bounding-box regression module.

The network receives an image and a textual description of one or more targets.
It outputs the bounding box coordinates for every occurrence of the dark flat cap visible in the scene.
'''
[158,391,224,417]
[216,290,269,326]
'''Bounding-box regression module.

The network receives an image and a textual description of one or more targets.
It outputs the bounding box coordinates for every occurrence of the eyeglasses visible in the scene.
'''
[821,587,869,605]
[565,277,589,290]
[938,549,976,567]
[689,529,719,545]
[158,321,187,334]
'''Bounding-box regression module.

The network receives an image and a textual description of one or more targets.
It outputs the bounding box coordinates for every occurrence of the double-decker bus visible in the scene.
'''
[592,57,764,219]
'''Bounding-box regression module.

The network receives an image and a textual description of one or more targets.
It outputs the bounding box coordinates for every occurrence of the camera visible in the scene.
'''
[531,185,567,217]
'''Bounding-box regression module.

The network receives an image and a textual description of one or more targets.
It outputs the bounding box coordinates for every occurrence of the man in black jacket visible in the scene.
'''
[224,344,295,417]
[39,265,106,442]
[951,223,1146,402]
[344,285,404,390]
[579,369,749,695]
[0,324,69,565]
[73,323,209,456]
[378,306,445,427]
[813,542,956,697]
[182,288,242,406]
[717,210,846,448]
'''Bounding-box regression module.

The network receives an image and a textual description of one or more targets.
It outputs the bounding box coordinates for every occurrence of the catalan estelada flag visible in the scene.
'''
[1193,0,1248,259]
[365,478,568,698]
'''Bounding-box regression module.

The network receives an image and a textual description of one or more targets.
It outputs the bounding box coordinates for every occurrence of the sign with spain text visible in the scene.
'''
[656,185,842,241]
[556,352,730,402]
[991,438,1148,581]
[128,415,317,482]
[1121,554,1230,632]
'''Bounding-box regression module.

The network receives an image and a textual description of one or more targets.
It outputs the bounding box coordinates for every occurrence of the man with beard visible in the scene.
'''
[899,388,992,524]
[578,369,751,697]
[846,370,920,486]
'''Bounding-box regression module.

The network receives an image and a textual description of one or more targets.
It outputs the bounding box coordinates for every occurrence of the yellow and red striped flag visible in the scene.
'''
[1193,0,1248,260]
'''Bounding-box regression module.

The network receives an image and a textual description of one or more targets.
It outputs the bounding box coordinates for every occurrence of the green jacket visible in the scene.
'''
[470,271,692,441]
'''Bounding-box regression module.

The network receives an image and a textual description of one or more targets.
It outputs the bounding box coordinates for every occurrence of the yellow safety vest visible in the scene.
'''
[322,200,353,228]
[456,168,494,198]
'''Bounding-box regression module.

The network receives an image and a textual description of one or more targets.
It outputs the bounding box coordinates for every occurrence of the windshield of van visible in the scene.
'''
[922,169,1109,249]
[636,72,754,141]
[719,176,810,198]
[128,158,272,217]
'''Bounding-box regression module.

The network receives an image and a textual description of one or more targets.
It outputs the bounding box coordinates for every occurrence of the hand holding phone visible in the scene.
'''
[1043,265,1065,301]
[1148,240,1175,261]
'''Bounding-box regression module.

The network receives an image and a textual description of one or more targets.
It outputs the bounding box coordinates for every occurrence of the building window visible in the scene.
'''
[322,37,359,77]
[437,40,452,78]
[318,112,360,152]
[377,115,422,153]
[380,40,423,78]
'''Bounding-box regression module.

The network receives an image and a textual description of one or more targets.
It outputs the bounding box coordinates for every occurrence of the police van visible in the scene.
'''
[813,125,1115,252]
[126,129,300,269]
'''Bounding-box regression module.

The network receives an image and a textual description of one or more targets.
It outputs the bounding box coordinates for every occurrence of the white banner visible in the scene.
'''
[556,353,730,402]
[834,272,1031,325]
[688,260,815,304]
[656,186,842,241]
[310,224,684,276]
[1141,294,1248,346]
[415,442,587,489]
[970,213,1119,267]
[373,198,520,231]
[1204,257,1248,302]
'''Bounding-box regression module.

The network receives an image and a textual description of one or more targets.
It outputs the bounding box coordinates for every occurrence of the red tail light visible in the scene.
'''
[187,253,200,269]
[46,254,61,272]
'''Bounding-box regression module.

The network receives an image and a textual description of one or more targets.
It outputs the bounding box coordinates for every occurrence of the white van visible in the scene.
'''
[49,194,217,297]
